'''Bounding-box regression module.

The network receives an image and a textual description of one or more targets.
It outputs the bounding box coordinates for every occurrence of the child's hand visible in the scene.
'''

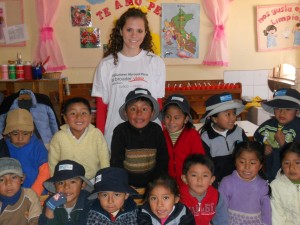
[264,145,273,155]
[275,130,285,147]
[46,192,67,211]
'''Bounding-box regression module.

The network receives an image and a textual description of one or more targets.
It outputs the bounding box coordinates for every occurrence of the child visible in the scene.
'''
[263,25,277,48]
[200,92,247,186]
[219,141,272,225]
[86,167,138,225]
[110,88,169,191]
[38,159,93,225]
[160,94,205,186]
[270,141,300,224]
[138,174,195,225]
[0,157,41,225]
[180,154,228,225]
[254,88,300,181]
[1,108,50,196]
[49,97,110,181]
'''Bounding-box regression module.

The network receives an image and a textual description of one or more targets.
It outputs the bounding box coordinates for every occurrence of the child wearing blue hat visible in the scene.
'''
[200,92,248,186]
[87,167,138,225]
[254,88,300,181]
[38,160,93,225]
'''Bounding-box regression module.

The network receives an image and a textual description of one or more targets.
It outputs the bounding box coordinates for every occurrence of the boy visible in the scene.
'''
[38,159,93,225]
[86,167,138,225]
[180,154,228,225]
[0,157,41,225]
[49,97,109,181]
[254,88,300,181]
[0,108,50,196]
[110,88,169,198]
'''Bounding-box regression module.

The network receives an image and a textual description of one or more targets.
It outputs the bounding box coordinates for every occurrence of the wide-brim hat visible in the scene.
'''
[44,160,93,193]
[119,88,159,121]
[3,108,34,135]
[88,167,137,200]
[200,92,245,123]
[262,88,300,115]
[160,94,192,123]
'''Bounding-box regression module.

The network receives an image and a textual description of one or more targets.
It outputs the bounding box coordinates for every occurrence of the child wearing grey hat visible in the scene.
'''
[110,88,169,203]
[200,92,248,187]
[160,94,205,187]
[0,157,41,225]
[87,167,138,225]
[254,88,300,181]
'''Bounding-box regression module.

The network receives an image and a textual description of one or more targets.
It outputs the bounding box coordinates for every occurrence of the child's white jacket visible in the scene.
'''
[270,170,300,225]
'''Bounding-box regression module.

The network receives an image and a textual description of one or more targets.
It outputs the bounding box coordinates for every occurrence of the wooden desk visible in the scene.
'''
[194,120,258,140]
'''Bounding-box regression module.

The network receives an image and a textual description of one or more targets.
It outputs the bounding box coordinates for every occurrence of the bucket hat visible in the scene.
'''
[262,88,300,115]
[3,108,34,135]
[119,88,159,121]
[0,158,23,178]
[88,167,137,200]
[200,92,245,123]
[44,160,93,193]
[160,94,192,123]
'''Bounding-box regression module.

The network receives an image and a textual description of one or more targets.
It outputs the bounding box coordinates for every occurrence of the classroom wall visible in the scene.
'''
[0,0,300,84]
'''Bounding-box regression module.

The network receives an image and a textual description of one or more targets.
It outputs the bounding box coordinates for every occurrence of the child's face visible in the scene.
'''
[63,103,91,138]
[235,151,262,181]
[212,109,236,131]
[98,191,129,214]
[54,177,84,208]
[181,164,215,196]
[8,130,32,147]
[148,184,179,219]
[125,100,153,129]
[0,173,23,197]
[120,17,146,55]
[282,152,300,182]
[274,108,297,126]
[163,105,188,133]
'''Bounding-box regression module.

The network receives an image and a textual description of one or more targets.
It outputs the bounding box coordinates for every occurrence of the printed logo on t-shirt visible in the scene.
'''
[111,72,149,86]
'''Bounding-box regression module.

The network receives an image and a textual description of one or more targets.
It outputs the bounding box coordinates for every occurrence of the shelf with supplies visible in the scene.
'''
[0,79,66,123]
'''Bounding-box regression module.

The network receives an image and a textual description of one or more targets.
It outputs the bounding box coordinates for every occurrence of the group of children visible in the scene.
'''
[0,85,300,225]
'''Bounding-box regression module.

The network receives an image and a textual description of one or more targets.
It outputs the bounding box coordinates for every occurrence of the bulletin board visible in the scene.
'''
[55,0,202,68]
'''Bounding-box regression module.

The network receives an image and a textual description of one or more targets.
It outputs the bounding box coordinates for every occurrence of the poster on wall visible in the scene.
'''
[257,4,300,51]
[80,27,100,48]
[161,3,200,60]
[71,5,92,27]
[0,2,7,43]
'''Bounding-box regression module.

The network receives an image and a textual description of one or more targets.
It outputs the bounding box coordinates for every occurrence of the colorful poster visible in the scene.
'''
[71,5,92,27]
[80,27,100,48]
[161,3,200,60]
[0,2,7,43]
[257,4,300,51]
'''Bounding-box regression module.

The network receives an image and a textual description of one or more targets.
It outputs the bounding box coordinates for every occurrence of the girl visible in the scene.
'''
[219,141,272,225]
[92,8,166,149]
[138,174,195,225]
[263,25,277,48]
[48,97,110,181]
[161,94,205,186]
[270,141,300,224]
[200,92,247,186]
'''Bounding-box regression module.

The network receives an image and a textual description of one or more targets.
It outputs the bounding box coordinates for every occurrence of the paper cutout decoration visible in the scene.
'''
[71,5,92,27]
[80,27,100,48]
[85,0,106,5]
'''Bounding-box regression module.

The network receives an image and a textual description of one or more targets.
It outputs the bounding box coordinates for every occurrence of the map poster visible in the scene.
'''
[161,3,200,62]
[257,4,300,51]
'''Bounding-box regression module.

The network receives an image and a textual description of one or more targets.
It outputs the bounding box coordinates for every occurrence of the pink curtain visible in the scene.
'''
[202,0,233,66]
[35,0,66,72]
